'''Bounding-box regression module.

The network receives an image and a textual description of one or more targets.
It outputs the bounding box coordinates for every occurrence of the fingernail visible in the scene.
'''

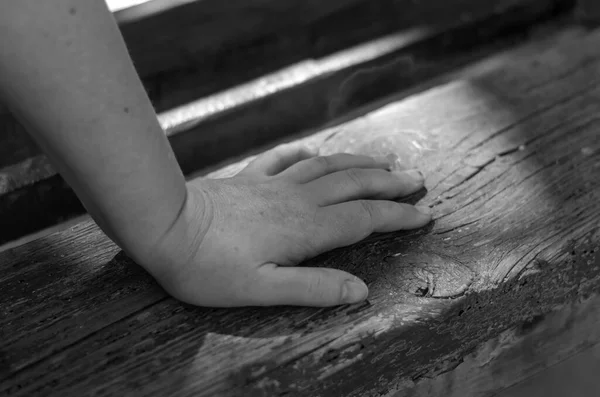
[403,169,424,183]
[342,279,369,304]
[415,205,432,216]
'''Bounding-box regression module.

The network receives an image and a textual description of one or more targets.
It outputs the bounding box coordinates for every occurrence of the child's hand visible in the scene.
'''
[0,0,427,308]
[142,145,431,307]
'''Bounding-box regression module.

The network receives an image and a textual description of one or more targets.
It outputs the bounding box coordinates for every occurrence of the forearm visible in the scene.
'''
[0,0,187,260]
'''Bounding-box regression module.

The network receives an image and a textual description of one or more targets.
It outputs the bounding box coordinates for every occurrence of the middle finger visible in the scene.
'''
[305,168,425,206]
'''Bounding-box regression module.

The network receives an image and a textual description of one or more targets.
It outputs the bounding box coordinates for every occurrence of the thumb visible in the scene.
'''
[251,264,369,307]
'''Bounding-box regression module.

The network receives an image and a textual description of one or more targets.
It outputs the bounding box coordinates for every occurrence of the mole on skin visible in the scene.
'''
[69,7,76,15]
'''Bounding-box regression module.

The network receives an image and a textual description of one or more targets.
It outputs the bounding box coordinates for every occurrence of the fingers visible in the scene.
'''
[306,168,424,206]
[241,144,317,176]
[278,153,391,184]
[316,201,432,252]
[249,264,368,307]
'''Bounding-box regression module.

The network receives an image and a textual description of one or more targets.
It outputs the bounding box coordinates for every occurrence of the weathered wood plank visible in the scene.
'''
[0,0,572,245]
[114,0,365,78]
[395,294,600,396]
[113,0,562,79]
[121,0,571,109]
[1,25,600,396]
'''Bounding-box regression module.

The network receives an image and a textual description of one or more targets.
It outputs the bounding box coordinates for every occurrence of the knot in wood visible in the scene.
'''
[385,252,474,299]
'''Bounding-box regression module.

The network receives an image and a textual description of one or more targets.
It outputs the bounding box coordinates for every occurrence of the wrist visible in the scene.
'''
[126,182,213,281]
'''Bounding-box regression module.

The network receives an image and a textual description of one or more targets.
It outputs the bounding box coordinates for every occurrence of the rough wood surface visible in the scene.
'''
[395,294,600,396]
[1,25,599,396]
[0,0,572,245]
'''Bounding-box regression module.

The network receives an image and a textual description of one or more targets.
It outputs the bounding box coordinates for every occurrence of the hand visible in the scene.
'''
[144,145,432,307]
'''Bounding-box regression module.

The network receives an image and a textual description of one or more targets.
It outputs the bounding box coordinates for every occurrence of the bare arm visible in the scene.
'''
[0,0,186,261]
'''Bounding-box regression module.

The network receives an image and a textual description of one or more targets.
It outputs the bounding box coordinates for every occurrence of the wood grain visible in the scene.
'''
[0,0,571,245]
[393,294,600,396]
[1,25,600,396]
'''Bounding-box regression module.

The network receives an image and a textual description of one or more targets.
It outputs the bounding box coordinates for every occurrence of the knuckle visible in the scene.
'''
[307,272,324,296]
[358,200,377,231]
[271,146,286,159]
[307,272,334,303]
[345,168,367,190]
[313,155,332,171]
[358,199,372,217]
[273,143,295,155]
[295,145,309,154]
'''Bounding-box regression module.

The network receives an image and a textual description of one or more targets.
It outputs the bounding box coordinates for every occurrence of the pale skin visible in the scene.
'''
[0,0,432,307]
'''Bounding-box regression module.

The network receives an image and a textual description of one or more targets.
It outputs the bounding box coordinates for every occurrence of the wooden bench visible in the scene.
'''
[1,0,600,396]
